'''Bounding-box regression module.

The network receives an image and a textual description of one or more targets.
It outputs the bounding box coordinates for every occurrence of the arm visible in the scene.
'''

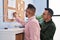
[29,22,40,40]
[13,12,26,26]
[15,16,26,26]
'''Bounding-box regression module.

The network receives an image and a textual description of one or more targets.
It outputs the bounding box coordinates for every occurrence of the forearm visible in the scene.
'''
[15,16,26,26]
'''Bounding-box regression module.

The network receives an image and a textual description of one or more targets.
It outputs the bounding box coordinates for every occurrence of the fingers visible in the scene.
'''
[13,12,17,17]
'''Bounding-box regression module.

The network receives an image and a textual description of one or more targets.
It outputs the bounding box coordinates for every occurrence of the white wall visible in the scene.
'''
[52,17,60,40]
[33,0,47,16]
[49,0,60,15]
[49,0,60,40]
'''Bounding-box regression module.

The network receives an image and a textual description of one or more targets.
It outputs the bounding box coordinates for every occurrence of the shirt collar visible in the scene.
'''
[44,19,52,24]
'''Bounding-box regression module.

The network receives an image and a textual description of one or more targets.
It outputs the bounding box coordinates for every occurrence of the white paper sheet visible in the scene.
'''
[8,0,16,8]
[8,9,15,19]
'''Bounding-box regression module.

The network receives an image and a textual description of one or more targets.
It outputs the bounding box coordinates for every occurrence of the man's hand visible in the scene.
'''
[13,12,18,17]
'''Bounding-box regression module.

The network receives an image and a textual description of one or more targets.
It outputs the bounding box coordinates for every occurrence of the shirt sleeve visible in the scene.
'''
[15,17,26,26]
[29,22,40,40]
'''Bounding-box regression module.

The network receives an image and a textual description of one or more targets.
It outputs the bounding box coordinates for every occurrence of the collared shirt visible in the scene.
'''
[16,16,41,40]
[40,19,56,40]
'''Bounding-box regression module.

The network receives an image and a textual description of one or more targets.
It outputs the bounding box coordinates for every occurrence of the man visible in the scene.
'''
[40,8,56,40]
[13,4,41,40]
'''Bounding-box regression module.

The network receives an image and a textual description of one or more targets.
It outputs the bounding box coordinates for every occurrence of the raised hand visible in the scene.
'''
[13,12,18,17]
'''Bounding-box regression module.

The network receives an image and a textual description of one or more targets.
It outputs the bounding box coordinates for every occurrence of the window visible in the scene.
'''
[3,0,25,22]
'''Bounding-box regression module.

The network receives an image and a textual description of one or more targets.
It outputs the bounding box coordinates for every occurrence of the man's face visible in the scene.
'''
[43,10,51,20]
[26,9,33,17]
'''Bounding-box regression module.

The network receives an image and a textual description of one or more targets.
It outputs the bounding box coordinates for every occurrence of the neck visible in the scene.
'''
[45,18,51,22]
[28,15,34,18]
[28,16,31,18]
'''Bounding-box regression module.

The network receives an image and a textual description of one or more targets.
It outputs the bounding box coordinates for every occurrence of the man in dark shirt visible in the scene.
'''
[40,8,56,40]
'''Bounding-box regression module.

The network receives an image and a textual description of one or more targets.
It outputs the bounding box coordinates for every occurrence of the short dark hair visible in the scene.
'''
[27,4,36,12]
[45,8,54,17]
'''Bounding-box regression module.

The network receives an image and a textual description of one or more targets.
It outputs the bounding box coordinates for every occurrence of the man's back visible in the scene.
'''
[25,16,41,40]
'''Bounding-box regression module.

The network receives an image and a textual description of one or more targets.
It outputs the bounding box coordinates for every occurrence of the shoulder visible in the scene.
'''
[46,21,56,31]
[28,19,40,27]
[50,21,56,27]
[30,18,39,23]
